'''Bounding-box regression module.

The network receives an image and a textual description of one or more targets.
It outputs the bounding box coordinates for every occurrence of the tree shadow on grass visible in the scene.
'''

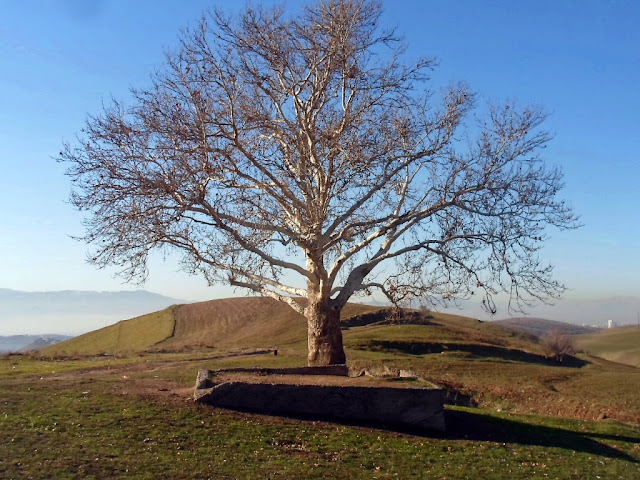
[254,407,638,463]
[360,340,588,367]
[202,400,637,463]
[439,409,638,463]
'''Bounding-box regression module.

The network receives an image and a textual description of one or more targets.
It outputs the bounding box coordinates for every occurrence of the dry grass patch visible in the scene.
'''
[578,326,640,367]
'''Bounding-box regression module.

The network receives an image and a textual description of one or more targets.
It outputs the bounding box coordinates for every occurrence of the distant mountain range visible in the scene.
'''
[493,318,599,337]
[0,289,188,336]
[439,295,640,328]
[0,334,72,353]
[528,296,640,327]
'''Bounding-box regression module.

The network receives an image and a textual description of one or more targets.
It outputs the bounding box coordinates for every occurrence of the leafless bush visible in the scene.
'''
[541,329,577,363]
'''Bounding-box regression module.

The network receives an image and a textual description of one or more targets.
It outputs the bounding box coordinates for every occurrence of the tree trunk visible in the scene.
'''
[306,299,346,366]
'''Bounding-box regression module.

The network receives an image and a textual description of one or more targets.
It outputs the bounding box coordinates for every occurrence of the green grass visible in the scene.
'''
[25,316,640,423]
[344,333,640,422]
[5,303,639,478]
[0,353,135,378]
[1,353,639,479]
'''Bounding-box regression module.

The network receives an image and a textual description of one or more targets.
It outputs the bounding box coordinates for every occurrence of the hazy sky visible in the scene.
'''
[1,0,638,316]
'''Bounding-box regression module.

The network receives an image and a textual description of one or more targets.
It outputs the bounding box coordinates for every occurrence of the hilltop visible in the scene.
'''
[42,297,542,358]
[41,298,388,355]
[41,297,583,362]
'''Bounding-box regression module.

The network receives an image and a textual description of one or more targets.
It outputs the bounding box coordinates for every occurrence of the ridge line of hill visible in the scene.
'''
[38,297,639,371]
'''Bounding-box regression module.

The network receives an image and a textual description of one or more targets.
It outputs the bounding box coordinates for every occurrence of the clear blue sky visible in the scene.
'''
[1,1,638,312]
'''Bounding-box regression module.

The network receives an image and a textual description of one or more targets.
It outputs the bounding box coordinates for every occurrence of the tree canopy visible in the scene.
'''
[60,0,578,365]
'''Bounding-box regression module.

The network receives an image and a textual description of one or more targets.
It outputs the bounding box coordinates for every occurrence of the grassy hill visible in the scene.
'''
[5,298,640,478]
[2,352,638,479]
[578,325,640,367]
[38,296,640,424]
[41,298,388,355]
[42,297,542,357]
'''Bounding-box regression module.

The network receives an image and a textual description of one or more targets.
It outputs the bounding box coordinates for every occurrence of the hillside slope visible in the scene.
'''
[41,298,389,355]
[164,297,305,350]
[42,296,550,362]
[578,326,640,367]
[36,298,640,424]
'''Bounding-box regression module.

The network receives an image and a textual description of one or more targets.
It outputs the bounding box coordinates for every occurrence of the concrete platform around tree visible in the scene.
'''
[194,366,445,432]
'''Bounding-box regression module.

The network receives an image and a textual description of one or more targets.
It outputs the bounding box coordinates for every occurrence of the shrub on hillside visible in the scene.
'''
[542,329,577,363]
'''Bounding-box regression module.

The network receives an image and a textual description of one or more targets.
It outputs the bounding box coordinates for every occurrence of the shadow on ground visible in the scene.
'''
[318,408,638,462]
[359,340,588,367]
[205,402,638,464]
[439,409,638,463]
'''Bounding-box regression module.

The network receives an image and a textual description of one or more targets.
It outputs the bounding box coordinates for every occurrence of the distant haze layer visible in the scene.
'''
[449,296,640,327]
[1,288,638,336]
[0,289,187,335]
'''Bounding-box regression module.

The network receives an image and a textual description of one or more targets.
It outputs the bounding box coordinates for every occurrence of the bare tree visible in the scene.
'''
[541,329,577,363]
[60,0,578,366]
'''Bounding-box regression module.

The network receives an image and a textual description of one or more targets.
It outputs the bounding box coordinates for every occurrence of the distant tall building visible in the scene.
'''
[607,319,616,329]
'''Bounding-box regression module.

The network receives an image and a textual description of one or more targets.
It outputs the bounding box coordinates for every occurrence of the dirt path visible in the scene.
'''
[27,351,276,406]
